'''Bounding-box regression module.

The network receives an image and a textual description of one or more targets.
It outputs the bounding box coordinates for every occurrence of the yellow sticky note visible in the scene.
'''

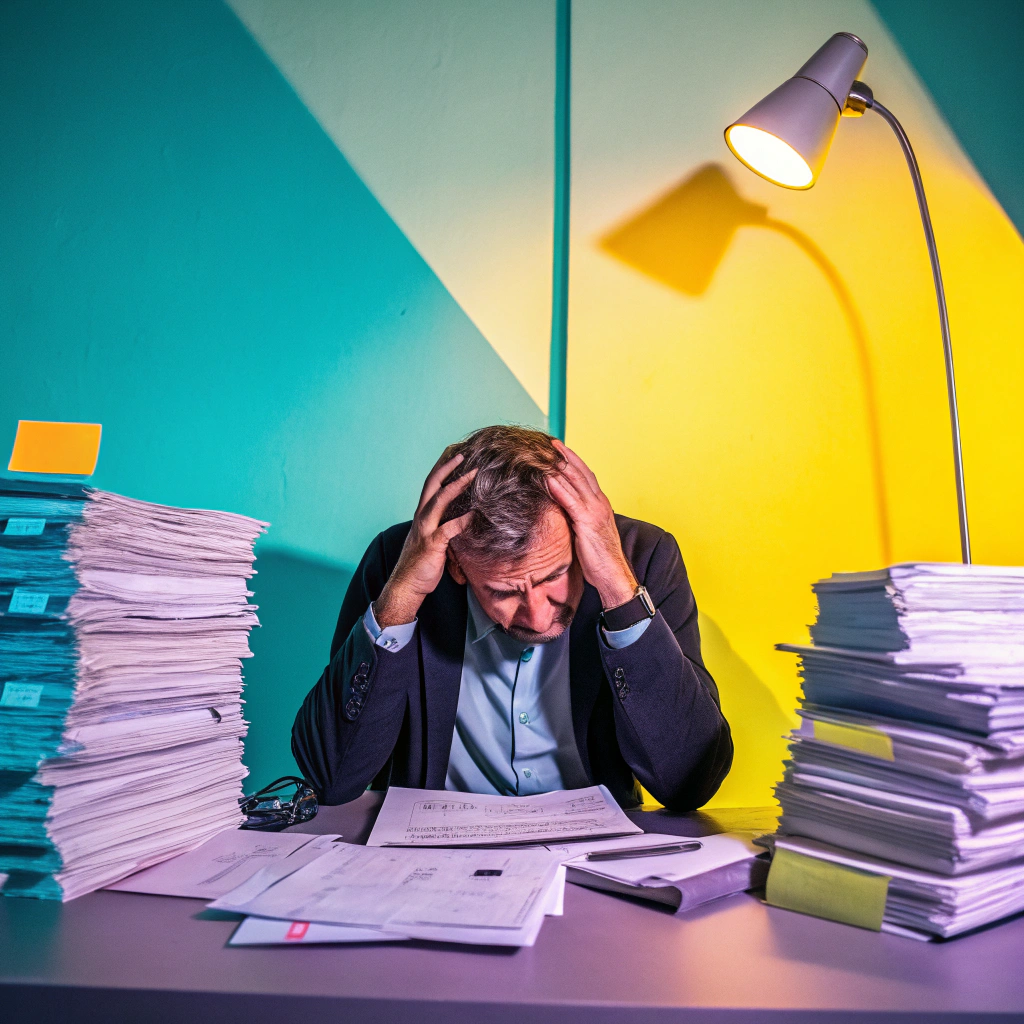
[766,846,890,931]
[813,719,894,761]
[8,421,102,475]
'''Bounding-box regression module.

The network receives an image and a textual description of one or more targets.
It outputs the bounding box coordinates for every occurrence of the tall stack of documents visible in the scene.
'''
[773,563,1024,938]
[0,479,266,900]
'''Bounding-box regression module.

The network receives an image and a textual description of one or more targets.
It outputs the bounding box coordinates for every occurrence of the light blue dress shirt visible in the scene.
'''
[362,588,650,796]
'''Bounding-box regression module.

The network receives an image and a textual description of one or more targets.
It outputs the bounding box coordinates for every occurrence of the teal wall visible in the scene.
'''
[0,0,543,788]
[872,0,1024,237]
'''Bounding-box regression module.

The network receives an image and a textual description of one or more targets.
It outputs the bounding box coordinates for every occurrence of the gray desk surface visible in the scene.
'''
[2,792,1022,1023]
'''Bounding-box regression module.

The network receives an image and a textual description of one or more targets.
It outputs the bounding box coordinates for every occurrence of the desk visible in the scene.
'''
[2,792,1022,1022]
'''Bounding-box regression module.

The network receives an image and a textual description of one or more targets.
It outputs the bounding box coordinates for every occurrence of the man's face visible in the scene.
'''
[449,508,584,643]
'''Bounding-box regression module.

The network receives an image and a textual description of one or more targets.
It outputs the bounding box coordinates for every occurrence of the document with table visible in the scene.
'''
[366,784,642,847]
[213,843,563,946]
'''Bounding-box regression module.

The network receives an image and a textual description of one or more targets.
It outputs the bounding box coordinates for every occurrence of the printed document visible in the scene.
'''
[105,829,338,899]
[211,843,561,933]
[366,784,642,847]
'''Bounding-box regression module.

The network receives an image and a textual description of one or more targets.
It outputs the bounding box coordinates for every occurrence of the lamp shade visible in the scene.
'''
[725,32,868,189]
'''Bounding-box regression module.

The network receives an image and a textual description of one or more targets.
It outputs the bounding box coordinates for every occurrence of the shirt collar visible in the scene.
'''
[467,586,501,644]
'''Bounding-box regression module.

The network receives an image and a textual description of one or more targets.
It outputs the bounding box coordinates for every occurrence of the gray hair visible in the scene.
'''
[439,425,564,564]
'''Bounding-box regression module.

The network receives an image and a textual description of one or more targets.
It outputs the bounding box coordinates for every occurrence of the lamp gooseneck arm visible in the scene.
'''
[867,97,971,564]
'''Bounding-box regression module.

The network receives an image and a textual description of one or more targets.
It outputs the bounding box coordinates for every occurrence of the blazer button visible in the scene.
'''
[614,667,626,681]
[344,697,361,719]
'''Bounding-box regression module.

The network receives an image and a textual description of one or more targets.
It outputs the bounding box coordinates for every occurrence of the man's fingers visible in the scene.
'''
[553,439,601,495]
[439,511,474,542]
[418,453,464,512]
[557,457,596,498]
[546,472,583,516]
[422,467,477,528]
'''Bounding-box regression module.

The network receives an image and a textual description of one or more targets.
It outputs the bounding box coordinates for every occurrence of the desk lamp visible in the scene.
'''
[724,33,970,563]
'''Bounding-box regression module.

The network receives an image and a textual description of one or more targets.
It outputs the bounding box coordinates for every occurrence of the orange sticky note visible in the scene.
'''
[8,421,102,475]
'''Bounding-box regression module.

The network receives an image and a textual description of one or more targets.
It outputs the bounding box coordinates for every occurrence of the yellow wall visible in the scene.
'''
[567,0,1024,807]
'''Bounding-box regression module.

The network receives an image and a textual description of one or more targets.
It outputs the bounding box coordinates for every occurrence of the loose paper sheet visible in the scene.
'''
[212,844,561,933]
[105,829,337,898]
[366,784,642,847]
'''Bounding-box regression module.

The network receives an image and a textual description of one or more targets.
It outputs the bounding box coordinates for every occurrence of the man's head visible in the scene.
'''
[440,426,582,643]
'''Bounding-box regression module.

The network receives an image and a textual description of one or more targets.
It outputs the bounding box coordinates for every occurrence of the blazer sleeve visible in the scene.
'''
[291,524,416,804]
[598,527,734,810]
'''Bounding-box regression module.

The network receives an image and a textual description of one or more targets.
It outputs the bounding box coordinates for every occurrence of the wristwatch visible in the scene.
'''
[600,585,656,631]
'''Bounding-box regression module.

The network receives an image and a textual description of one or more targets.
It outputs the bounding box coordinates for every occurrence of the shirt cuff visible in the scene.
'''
[601,615,652,650]
[363,603,417,653]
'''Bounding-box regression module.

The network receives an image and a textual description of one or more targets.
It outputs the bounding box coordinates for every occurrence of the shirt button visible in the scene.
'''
[519,712,530,725]
[523,769,533,778]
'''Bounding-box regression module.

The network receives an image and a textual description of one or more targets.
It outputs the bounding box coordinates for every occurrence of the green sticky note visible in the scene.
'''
[766,847,889,931]
[813,719,894,761]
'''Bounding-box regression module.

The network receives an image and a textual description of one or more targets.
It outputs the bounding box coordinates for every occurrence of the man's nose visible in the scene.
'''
[518,587,553,631]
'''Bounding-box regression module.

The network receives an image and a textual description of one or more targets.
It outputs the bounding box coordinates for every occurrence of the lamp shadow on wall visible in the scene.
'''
[242,547,354,789]
[600,163,891,564]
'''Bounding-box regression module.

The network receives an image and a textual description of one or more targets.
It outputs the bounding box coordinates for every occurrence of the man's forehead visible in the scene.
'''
[472,515,573,587]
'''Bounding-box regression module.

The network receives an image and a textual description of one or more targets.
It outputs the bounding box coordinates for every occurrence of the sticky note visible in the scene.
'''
[8,421,102,475]
[813,719,894,761]
[766,846,889,931]
[4,518,47,536]
[8,589,49,615]
[0,683,44,709]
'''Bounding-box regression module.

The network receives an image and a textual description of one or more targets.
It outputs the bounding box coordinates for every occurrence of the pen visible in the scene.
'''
[584,841,702,862]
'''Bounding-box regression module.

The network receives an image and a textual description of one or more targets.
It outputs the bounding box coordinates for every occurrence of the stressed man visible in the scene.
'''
[292,426,732,810]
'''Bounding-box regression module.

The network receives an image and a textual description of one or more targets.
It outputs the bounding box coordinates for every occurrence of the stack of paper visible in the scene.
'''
[0,478,266,900]
[773,563,1024,938]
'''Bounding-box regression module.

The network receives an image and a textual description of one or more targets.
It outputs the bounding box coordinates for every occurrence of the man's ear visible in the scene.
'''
[447,549,467,585]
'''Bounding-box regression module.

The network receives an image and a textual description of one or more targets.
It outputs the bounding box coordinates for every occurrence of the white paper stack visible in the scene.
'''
[0,479,266,900]
[774,563,1024,938]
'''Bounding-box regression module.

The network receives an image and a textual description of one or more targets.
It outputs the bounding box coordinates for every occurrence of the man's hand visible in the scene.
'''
[547,440,638,611]
[373,454,477,627]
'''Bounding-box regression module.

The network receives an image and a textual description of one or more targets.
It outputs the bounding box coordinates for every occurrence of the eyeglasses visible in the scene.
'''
[239,776,318,832]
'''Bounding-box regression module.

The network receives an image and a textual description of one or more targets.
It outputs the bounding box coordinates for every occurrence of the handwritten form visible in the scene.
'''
[366,785,642,847]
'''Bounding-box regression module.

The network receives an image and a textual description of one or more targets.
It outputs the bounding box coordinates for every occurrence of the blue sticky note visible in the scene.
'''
[8,589,49,614]
[0,682,44,708]
[4,518,47,536]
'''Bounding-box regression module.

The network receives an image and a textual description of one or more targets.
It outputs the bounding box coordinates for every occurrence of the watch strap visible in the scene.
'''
[601,586,656,631]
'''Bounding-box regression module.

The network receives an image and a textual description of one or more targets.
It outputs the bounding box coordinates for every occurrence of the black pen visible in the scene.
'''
[584,841,702,862]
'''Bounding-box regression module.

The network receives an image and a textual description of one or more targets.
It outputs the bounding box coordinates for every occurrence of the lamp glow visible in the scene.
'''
[725,125,814,188]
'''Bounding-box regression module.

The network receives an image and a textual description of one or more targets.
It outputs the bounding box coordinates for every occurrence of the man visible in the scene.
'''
[292,426,732,810]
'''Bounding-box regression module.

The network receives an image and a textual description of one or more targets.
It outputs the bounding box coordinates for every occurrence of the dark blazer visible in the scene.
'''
[292,516,733,810]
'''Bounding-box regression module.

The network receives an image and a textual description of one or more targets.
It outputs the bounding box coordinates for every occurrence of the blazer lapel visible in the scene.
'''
[419,569,468,788]
[569,581,604,780]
